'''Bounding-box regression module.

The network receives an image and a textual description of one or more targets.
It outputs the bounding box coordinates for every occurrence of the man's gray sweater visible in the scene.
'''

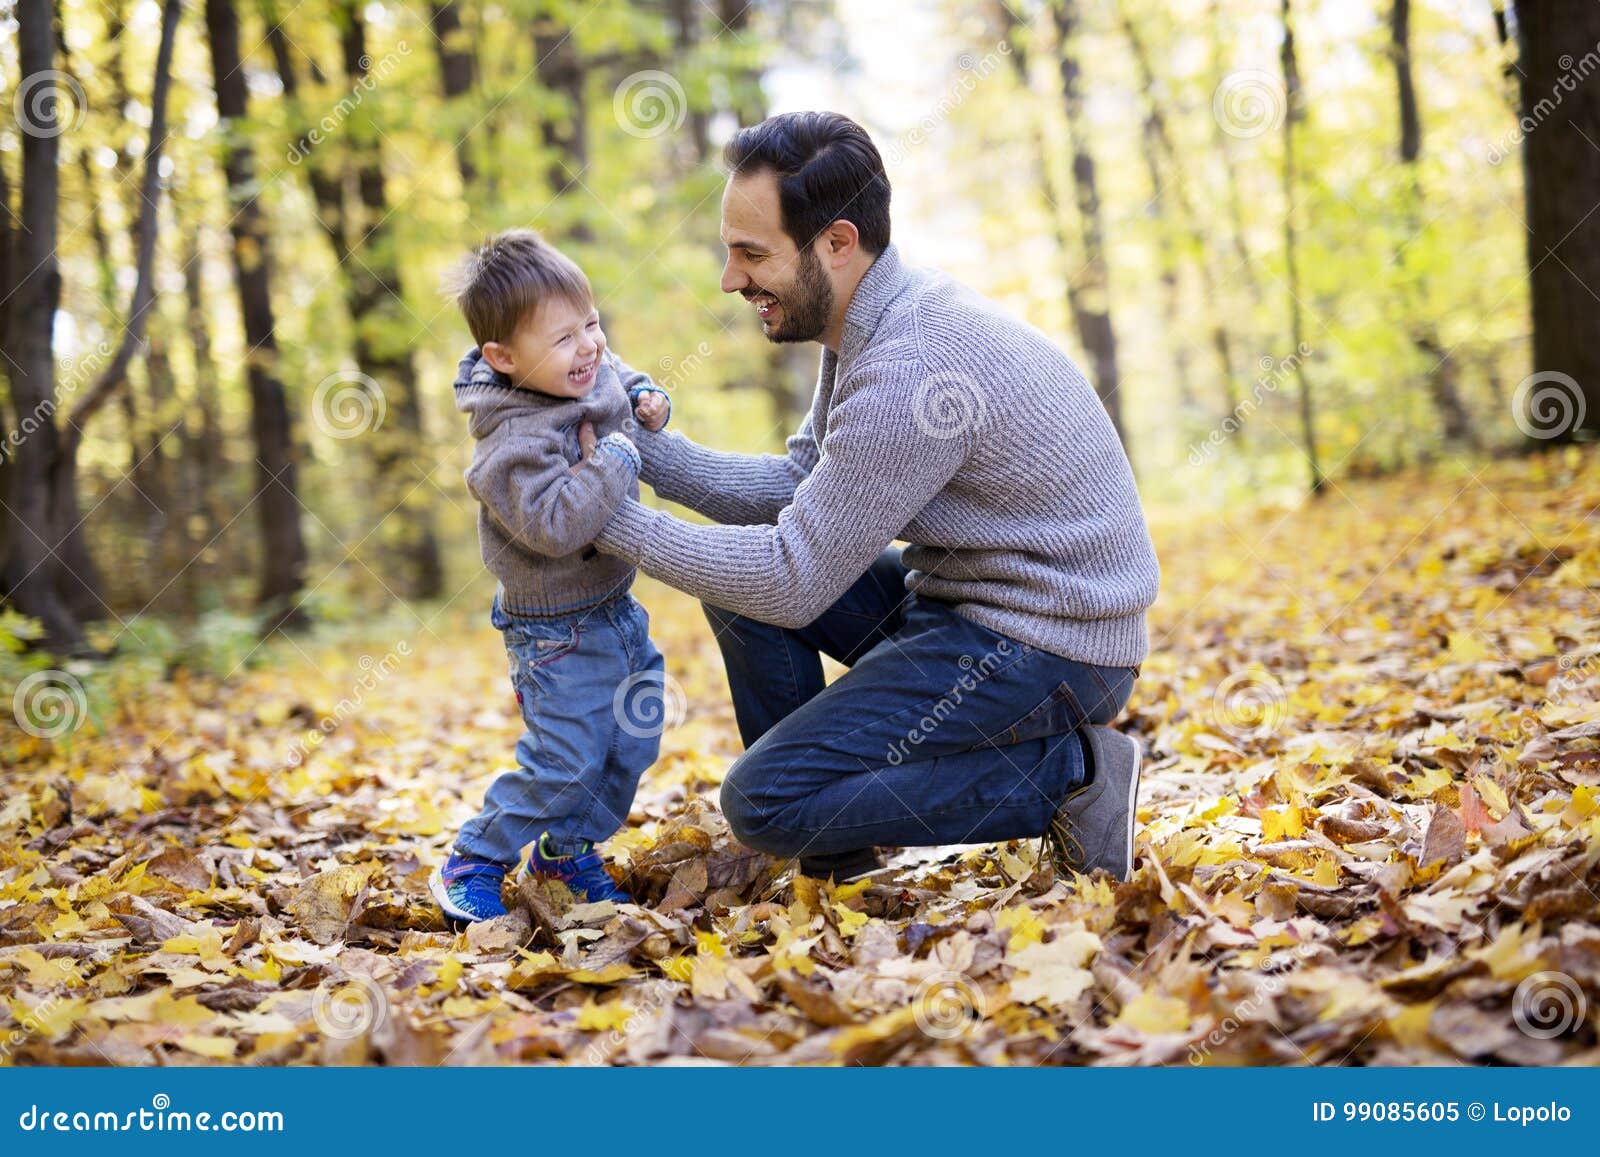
[596,245,1161,667]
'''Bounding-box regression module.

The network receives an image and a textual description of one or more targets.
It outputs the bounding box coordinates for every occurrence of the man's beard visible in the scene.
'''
[763,247,833,343]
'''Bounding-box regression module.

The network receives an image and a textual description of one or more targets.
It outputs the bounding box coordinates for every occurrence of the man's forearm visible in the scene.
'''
[633,425,814,526]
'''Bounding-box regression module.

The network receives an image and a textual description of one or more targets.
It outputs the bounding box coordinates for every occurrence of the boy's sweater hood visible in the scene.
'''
[453,346,552,437]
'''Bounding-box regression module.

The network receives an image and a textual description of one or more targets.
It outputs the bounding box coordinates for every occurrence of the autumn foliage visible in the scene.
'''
[2,453,1597,1066]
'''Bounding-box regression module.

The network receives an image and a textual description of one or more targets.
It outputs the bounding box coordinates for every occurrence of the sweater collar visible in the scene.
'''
[837,244,911,368]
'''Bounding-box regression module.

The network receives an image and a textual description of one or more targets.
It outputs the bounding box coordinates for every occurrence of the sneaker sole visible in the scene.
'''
[428,867,502,925]
[1115,739,1143,881]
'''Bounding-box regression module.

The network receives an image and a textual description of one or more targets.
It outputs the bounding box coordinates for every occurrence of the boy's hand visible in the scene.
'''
[569,421,597,473]
[632,390,669,432]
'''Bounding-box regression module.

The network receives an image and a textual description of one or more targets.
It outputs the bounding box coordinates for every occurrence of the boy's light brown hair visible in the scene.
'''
[445,229,592,347]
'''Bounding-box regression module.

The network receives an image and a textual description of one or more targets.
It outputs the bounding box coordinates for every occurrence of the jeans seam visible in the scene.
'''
[788,643,1045,754]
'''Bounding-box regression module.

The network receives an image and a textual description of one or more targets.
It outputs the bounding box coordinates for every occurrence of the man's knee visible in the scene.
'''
[719,753,801,857]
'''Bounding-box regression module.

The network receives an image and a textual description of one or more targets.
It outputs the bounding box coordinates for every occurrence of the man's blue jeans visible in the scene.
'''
[705,549,1138,876]
[456,592,663,863]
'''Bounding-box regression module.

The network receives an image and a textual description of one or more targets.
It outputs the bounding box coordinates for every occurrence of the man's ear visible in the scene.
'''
[819,219,860,268]
[481,341,516,375]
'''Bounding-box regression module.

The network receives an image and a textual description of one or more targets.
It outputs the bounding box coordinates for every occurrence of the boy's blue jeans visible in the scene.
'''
[455,591,663,863]
[706,549,1137,877]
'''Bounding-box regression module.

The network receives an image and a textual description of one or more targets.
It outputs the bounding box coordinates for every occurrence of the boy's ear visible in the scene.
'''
[481,341,515,375]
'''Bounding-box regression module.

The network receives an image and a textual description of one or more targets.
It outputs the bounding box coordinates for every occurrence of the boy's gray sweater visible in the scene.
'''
[453,347,652,616]
[601,245,1161,667]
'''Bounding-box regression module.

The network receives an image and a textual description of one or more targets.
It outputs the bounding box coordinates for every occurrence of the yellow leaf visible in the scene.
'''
[8,948,83,987]
[576,999,633,1032]
[1262,806,1306,841]
[832,902,868,937]
[694,930,726,957]
[658,955,695,982]
[1115,991,1191,1034]
[435,955,464,989]
[997,906,1045,952]
[1008,926,1101,1006]
[7,995,89,1041]
[176,1034,238,1059]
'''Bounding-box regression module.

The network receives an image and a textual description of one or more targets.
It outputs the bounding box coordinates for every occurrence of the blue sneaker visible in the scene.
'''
[522,833,632,903]
[429,853,510,923]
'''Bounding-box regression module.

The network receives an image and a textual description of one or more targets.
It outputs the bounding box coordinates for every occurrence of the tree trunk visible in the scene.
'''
[534,18,593,242]
[178,199,226,550]
[336,0,443,599]
[1389,0,1479,451]
[55,0,180,518]
[1052,1,1126,448]
[1512,0,1600,443]
[205,0,309,629]
[429,2,479,188]
[0,0,88,652]
[1281,0,1324,494]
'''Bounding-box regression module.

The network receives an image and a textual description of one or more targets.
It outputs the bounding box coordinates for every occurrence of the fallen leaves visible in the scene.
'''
[3,455,1600,1065]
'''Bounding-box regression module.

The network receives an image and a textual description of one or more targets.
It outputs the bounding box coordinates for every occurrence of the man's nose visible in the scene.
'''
[720,258,748,295]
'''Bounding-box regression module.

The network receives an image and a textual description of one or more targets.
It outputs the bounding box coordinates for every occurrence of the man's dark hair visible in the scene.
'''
[723,112,891,255]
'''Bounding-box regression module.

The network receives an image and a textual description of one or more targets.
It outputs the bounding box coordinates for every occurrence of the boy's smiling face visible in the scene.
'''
[482,295,606,399]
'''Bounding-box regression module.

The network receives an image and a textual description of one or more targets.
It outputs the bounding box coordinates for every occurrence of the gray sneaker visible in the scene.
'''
[1045,725,1143,881]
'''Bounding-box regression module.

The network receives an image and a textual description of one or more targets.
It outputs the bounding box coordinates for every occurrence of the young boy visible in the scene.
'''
[431,229,672,924]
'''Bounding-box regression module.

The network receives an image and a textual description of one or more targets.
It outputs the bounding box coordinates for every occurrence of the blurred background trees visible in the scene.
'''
[0,0,1593,655]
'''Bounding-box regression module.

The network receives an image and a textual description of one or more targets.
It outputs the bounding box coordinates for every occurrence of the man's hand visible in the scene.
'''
[633,391,669,432]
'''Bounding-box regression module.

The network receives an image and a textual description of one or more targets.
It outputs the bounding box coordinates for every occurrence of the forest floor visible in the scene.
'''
[4,451,1600,1066]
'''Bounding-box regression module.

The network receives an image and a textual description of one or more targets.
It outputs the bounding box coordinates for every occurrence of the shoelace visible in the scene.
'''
[556,846,627,900]
[1043,784,1092,874]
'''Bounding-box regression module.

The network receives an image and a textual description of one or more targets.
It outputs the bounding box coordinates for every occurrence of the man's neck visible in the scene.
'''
[818,254,876,353]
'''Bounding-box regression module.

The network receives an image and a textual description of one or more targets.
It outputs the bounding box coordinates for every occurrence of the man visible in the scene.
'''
[594,111,1160,882]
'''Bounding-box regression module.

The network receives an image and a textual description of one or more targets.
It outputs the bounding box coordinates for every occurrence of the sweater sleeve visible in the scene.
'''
[630,414,819,526]
[605,349,818,525]
[468,426,640,558]
[594,360,968,625]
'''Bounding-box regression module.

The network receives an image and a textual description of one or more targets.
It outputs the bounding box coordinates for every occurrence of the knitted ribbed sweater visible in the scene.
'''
[600,245,1161,666]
